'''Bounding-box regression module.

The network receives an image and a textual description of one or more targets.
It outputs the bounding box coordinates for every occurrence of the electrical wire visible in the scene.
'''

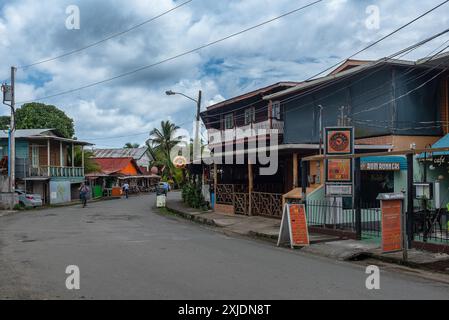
[18,0,194,69]
[305,0,449,80]
[16,0,324,104]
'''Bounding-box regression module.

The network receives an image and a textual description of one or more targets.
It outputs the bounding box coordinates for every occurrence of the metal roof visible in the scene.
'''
[417,133,449,158]
[92,147,149,160]
[0,129,92,145]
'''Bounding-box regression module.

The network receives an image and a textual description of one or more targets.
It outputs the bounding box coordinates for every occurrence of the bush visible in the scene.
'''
[182,181,208,210]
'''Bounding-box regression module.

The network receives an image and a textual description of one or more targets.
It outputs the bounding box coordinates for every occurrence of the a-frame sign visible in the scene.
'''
[277,204,310,248]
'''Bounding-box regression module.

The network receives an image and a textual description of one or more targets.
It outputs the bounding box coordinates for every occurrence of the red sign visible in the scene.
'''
[278,204,309,248]
[381,200,402,253]
[290,204,310,246]
[327,159,352,182]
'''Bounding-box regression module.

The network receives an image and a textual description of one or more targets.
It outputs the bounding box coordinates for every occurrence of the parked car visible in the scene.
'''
[15,190,43,208]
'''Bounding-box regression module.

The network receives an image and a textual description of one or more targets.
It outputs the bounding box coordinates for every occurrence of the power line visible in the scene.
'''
[200,29,449,127]
[306,0,449,80]
[18,0,194,69]
[16,0,324,104]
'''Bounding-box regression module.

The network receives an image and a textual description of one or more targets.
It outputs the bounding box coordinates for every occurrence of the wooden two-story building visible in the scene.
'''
[200,53,449,218]
[0,129,92,204]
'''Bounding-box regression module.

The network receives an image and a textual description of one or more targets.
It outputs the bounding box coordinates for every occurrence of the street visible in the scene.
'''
[0,194,449,300]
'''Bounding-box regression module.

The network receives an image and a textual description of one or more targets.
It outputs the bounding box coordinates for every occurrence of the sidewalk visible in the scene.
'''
[165,191,449,272]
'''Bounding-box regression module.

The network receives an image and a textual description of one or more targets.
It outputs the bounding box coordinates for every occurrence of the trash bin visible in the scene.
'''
[156,186,167,208]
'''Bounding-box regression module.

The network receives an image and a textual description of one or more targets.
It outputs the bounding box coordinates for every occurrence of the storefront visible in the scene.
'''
[360,156,407,205]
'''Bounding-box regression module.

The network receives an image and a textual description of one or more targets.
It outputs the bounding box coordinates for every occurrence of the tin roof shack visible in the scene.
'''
[88,156,160,193]
[92,147,153,171]
[0,129,93,205]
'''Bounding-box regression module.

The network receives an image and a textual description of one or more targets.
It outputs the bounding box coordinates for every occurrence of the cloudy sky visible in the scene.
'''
[0,0,447,147]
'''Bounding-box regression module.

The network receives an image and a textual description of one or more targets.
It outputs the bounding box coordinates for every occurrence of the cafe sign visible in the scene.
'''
[361,162,401,171]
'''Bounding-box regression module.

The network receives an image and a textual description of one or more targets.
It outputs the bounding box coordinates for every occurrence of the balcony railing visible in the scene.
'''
[28,166,84,178]
[208,119,284,144]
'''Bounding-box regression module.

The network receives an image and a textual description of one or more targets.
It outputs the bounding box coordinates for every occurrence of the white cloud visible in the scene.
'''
[0,0,447,146]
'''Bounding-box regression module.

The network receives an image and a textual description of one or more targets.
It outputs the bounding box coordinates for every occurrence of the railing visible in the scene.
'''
[208,119,284,144]
[251,192,283,218]
[29,165,84,178]
[234,192,249,215]
[413,209,449,244]
[216,184,234,205]
[306,200,381,237]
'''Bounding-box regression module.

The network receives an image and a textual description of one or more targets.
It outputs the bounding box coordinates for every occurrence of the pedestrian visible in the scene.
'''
[123,182,130,199]
[79,183,90,208]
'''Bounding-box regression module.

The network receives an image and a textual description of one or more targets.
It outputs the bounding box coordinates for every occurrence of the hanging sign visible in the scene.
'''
[277,204,309,248]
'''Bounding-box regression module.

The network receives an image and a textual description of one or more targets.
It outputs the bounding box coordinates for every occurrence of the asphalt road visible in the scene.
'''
[1,194,449,300]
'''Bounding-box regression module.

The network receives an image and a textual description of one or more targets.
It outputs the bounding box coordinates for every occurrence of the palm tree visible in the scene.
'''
[124,142,140,148]
[147,120,183,183]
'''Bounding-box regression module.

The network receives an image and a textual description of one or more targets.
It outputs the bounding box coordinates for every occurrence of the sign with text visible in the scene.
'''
[277,204,309,248]
[381,200,403,253]
[361,162,400,171]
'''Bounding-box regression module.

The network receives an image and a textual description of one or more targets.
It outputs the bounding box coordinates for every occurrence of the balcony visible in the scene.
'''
[208,119,284,145]
[15,159,85,179]
[29,166,84,178]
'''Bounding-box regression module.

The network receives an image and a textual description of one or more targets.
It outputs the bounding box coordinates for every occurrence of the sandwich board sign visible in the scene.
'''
[277,204,310,248]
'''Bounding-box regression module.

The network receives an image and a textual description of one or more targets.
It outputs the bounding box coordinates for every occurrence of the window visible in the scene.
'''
[244,107,255,125]
[31,145,39,168]
[225,113,234,129]
[271,101,281,120]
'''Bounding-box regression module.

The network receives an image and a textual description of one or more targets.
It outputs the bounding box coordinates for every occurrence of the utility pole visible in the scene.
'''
[194,90,202,164]
[9,67,16,194]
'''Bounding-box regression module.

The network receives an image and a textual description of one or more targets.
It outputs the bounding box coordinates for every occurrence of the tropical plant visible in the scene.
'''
[147,120,184,185]
[73,147,101,174]
[181,181,208,210]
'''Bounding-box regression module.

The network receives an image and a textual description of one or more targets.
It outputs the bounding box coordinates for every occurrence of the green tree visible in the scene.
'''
[15,103,75,138]
[73,147,100,174]
[148,120,184,185]
[124,142,140,148]
[0,116,10,130]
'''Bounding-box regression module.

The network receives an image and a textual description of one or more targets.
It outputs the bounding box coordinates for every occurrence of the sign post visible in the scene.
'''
[278,204,310,248]
[324,127,355,198]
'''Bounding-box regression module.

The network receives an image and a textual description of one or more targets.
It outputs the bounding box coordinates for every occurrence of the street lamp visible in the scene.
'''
[165,89,202,164]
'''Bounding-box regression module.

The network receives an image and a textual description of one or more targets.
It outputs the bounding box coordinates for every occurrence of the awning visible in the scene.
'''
[417,134,449,158]
[361,156,407,171]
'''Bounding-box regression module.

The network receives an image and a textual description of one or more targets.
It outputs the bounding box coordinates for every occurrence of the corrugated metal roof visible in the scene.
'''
[92,147,148,160]
[0,129,92,145]
[93,157,143,175]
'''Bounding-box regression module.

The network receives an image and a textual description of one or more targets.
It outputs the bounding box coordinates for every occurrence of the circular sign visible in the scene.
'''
[173,156,187,169]
[329,132,350,152]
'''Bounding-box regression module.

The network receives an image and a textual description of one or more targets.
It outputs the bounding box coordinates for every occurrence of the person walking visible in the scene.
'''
[123,182,130,199]
[79,183,90,208]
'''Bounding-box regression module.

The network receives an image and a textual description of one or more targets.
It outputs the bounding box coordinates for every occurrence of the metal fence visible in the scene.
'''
[413,210,449,244]
[306,200,381,238]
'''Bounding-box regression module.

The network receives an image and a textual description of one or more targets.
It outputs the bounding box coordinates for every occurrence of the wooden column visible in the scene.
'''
[71,143,75,168]
[59,141,63,167]
[213,164,217,211]
[81,146,85,176]
[293,153,298,188]
[47,140,50,176]
[248,161,254,216]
